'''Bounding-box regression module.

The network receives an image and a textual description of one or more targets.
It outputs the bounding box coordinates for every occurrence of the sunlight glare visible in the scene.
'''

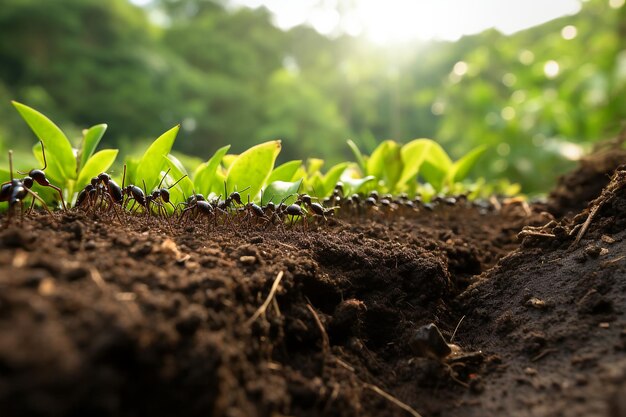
[561,25,578,40]
[544,61,560,79]
[233,0,582,43]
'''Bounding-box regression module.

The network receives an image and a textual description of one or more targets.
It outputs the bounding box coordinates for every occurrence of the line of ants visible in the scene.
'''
[2,142,491,228]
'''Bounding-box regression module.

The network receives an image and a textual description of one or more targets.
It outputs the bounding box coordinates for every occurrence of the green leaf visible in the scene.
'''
[347,139,366,173]
[399,138,433,185]
[366,140,402,192]
[306,158,324,176]
[226,140,281,203]
[262,179,303,205]
[306,172,324,197]
[75,149,118,190]
[342,175,376,195]
[267,160,302,184]
[420,142,453,191]
[163,154,194,198]
[447,145,487,183]
[221,154,237,170]
[123,157,140,187]
[193,144,230,196]
[0,168,9,184]
[136,125,180,191]
[79,124,107,172]
[13,101,77,183]
[320,162,349,198]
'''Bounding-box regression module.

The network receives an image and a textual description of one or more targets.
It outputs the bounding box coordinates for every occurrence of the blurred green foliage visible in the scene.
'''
[0,0,625,193]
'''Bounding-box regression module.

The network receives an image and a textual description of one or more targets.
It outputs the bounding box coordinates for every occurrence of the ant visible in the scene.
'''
[144,169,188,216]
[1,150,52,222]
[179,191,227,229]
[17,141,67,210]
[217,182,250,213]
[283,202,307,229]
[242,194,271,228]
[307,201,338,222]
[75,170,123,213]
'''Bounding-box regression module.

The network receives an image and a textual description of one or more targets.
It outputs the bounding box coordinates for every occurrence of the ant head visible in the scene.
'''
[230,191,242,205]
[23,176,34,189]
[98,173,110,183]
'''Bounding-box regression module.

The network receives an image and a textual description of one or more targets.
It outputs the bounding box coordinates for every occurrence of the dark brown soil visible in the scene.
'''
[0,173,624,416]
[547,136,626,217]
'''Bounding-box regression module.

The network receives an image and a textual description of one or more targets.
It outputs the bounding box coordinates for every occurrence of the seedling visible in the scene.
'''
[3,104,504,222]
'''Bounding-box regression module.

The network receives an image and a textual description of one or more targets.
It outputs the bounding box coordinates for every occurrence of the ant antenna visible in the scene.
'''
[279,194,293,206]
[39,140,47,170]
[8,150,14,179]
[310,184,321,200]
[121,164,127,189]
[166,173,188,190]
[156,168,172,190]
[17,140,47,175]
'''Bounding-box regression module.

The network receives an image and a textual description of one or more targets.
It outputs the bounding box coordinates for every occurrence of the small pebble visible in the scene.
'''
[409,323,451,359]
[239,255,257,265]
[249,236,264,244]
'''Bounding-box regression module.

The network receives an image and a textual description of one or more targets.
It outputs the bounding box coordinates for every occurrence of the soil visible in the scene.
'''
[1,168,625,416]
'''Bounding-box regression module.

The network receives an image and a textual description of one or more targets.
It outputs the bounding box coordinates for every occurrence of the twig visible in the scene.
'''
[531,348,558,362]
[306,303,329,353]
[89,267,108,292]
[364,383,423,417]
[450,315,465,343]
[601,255,626,267]
[572,204,601,248]
[335,357,355,372]
[518,230,556,239]
[246,271,284,325]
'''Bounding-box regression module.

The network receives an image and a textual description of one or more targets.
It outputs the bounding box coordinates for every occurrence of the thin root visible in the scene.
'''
[364,383,423,417]
[246,271,284,325]
[306,303,330,353]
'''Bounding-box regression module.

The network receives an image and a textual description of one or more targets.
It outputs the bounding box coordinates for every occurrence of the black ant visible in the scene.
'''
[283,202,307,229]
[75,169,123,214]
[242,194,271,228]
[1,150,52,222]
[179,191,226,229]
[218,182,250,213]
[307,202,337,222]
[17,141,66,210]
[145,169,188,216]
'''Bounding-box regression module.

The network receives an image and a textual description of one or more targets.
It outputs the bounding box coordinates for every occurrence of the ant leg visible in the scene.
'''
[105,193,123,224]
[47,184,67,210]
[25,189,52,215]
[26,195,37,215]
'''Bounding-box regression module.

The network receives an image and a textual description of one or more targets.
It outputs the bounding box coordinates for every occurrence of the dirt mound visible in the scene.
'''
[0,204,536,417]
[548,136,626,218]
[459,169,626,416]
[3,177,625,417]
